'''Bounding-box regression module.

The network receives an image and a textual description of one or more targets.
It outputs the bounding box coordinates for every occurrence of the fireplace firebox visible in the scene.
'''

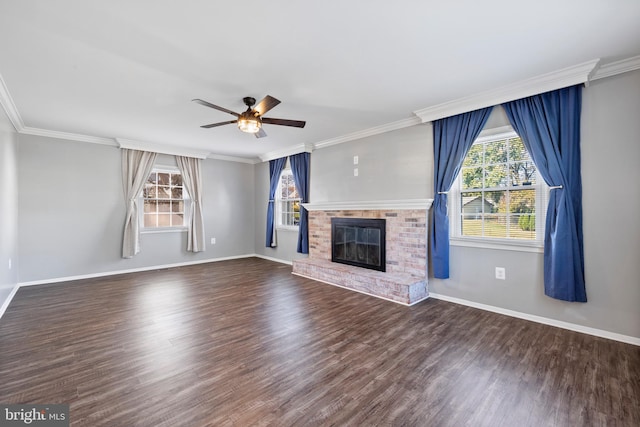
[331,218,386,272]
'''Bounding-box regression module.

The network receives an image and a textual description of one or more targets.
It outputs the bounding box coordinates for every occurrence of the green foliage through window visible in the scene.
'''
[458,135,542,241]
[277,170,301,227]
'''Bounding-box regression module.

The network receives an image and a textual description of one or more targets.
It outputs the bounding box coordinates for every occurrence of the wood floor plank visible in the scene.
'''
[0,257,638,426]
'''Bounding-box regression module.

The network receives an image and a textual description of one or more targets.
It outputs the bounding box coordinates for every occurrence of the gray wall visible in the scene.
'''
[17,134,255,282]
[311,124,433,202]
[580,70,639,336]
[0,108,18,307]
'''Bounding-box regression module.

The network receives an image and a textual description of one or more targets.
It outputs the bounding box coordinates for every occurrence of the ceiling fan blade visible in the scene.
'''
[254,95,281,116]
[261,117,306,128]
[200,120,237,128]
[255,128,267,138]
[192,99,240,117]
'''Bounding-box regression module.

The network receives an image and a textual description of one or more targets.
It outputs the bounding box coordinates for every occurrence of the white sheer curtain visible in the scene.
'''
[176,156,206,252]
[122,149,157,258]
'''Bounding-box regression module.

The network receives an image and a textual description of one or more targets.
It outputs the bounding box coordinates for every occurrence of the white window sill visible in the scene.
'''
[276,226,300,232]
[141,227,188,234]
[450,237,543,253]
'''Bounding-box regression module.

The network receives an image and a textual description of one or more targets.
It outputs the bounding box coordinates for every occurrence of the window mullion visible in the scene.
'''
[481,142,486,238]
[506,189,511,238]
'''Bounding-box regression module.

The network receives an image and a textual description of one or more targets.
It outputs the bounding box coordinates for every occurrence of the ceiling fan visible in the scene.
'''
[192,95,306,138]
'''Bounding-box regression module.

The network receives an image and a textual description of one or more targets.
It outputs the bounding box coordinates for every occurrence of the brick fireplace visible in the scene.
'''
[292,199,433,305]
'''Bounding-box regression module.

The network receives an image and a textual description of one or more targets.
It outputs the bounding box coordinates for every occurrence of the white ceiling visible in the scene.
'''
[1,0,639,161]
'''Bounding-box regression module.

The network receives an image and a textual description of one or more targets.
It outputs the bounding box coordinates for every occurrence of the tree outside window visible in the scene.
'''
[277,170,301,228]
[456,135,544,241]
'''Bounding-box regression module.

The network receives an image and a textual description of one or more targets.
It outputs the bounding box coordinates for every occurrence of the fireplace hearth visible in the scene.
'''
[331,217,386,272]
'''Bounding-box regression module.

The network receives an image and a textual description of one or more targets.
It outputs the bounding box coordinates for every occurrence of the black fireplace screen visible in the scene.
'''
[331,218,386,272]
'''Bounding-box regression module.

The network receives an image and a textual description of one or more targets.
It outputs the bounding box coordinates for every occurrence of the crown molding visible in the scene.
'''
[591,55,640,81]
[259,143,314,162]
[312,116,422,151]
[117,137,210,159]
[413,59,601,123]
[207,153,259,164]
[1,73,118,145]
[0,73,25,131]
[22,126,116,146]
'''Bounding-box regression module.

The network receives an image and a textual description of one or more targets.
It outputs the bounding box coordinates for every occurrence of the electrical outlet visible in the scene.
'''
[211,237,216,245]
[495,267,506,280]
[354,168,359,177]
[353,155,359,165]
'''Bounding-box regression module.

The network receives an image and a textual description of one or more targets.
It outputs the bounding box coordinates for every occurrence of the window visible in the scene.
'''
[141,169,188,229]
[276,169,301,229]
[450,129,548,246]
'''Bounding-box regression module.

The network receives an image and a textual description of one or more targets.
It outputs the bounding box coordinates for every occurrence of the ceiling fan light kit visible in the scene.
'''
[237,115,262,134]
[237,96,261,134]
[193,95,306,139]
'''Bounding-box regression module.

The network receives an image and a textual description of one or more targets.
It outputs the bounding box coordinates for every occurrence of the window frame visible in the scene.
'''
[139,166,189,234]
[275,167,301,231]
[449,126,548,253]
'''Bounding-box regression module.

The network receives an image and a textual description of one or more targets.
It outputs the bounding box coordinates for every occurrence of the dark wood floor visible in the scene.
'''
[0,258,638,426]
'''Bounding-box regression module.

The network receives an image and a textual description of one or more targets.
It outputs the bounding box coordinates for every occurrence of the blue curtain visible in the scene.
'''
[289,152,310,254]
[265,156,287,247]
[502,85,586,302]
[430,107,493,278]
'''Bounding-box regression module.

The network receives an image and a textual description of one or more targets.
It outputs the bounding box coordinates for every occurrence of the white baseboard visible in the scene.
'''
[253,254,293,265]
[17,254,256,287]
[0,283,20,320]
[429,292,640,346]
